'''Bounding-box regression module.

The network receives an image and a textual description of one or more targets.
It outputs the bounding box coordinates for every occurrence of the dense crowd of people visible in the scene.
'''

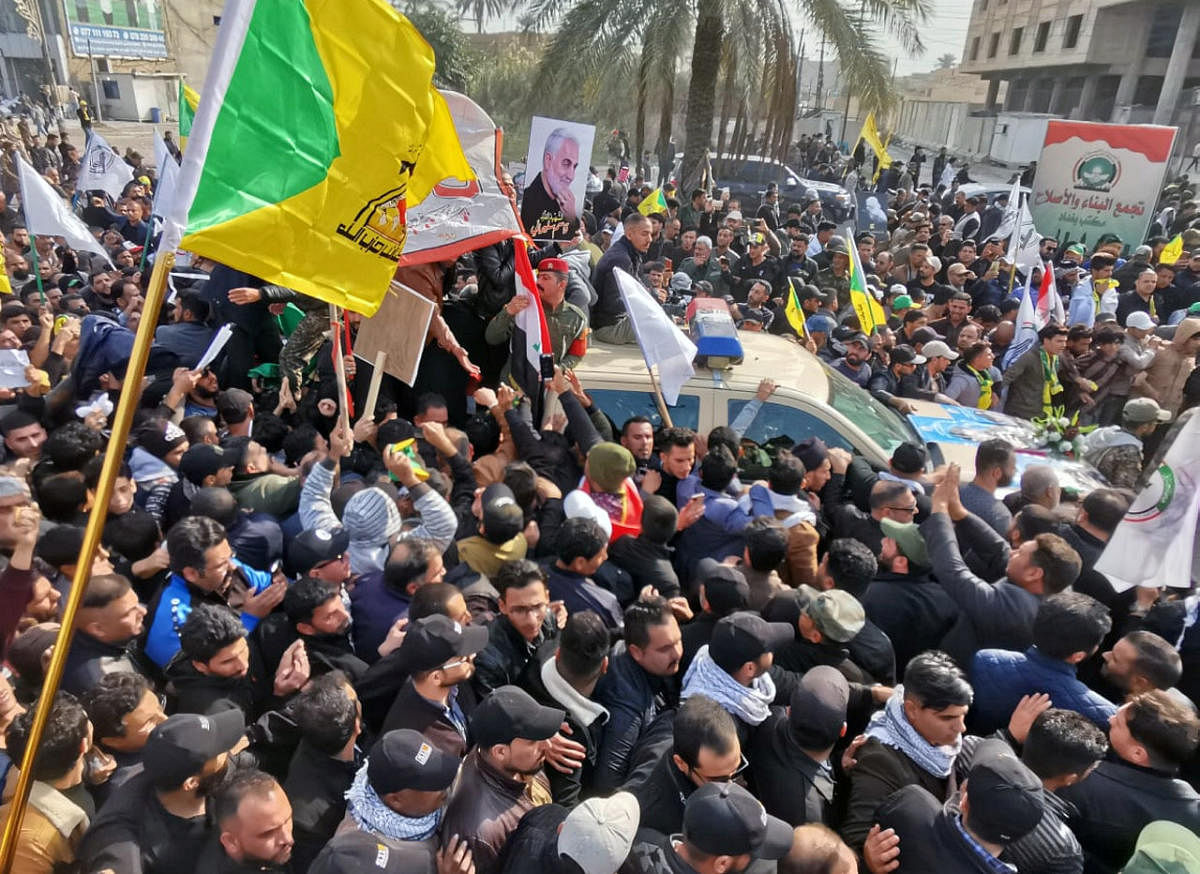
[0,106,1195,874]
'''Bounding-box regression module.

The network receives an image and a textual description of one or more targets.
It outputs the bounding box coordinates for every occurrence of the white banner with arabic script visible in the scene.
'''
[1028,121,1176,254]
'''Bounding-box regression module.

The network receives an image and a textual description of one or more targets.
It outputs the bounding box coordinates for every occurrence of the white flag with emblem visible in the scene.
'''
[79,131,134,201]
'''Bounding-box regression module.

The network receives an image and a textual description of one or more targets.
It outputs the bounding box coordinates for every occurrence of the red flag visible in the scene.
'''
[511,243,553,420]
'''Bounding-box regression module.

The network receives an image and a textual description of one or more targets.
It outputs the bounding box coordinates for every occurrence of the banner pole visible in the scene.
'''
[329,304,352,435]
[0,248,176,870]
[646,364,674,429]
[28,235,45,305]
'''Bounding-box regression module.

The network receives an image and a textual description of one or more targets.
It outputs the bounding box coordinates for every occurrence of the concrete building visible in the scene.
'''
[960,0,1200,131]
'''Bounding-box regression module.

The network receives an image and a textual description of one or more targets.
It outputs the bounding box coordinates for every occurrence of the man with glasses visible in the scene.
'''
[625,694,745,836]
[828,476,919,556]
[475,559,560,695]
[380,613,489,757]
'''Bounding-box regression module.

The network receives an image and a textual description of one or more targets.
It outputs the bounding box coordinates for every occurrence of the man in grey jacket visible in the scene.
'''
[919,464,1082,671]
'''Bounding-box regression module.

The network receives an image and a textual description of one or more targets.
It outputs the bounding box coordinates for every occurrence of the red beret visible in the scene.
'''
[538,257,570,274]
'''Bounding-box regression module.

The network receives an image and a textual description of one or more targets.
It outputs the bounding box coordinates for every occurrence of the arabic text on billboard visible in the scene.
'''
[63,0,167,59]
[1028,121,1176,254]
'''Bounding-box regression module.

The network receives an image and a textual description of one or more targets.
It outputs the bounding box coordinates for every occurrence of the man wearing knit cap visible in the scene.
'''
[496,791,640,874]
[486,257,588,380]
[567,442,643,541]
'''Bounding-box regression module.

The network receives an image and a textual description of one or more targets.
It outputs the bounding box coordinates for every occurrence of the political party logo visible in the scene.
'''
[336,184,408,263]
[1072,152,1120,192]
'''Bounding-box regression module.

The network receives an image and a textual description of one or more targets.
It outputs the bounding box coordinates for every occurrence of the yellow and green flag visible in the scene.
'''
[164,0,474,316]
[846,232,886,334]
[178,81,199,149]
[638,187,669,217]
[1160,234,1184,266]
[784,278,806,337]
[857,113,892,171]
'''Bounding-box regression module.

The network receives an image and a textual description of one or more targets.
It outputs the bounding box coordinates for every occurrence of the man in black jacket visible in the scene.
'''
[518,611,610,807]
[608,495,681,599]
[284,673,363,874]
[679,559,750,677]
[625,695,744,837]
[1058,690,1200,874]
[871,739,1046,874]
[62,572,148,695]
[475,559,559,696]
[592,596,683,792]
[197,769,296,873]
[591,213,652,344]
[749,666,847,827]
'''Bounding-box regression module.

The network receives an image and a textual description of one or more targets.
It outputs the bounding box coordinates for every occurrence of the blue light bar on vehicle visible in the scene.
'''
[686,297,744,365]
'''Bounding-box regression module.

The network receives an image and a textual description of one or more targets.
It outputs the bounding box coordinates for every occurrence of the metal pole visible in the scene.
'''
[0,249,176,870]
[88,37,103,123]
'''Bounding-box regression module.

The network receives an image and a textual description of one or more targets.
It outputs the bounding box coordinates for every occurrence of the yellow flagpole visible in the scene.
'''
[0,249,176,870]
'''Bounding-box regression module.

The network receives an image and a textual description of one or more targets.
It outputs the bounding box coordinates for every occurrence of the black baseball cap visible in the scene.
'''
[696,558,750,614]
[469,685,564,748]
[683,782,794,859]
[890,442,929,475]
[909,326,942,345]
[889,345,926,366]
[367,729,461,794]
[788,665,849,750]
[399,614,489,674]
[309,831,408,874]
[179,444,235,486]
[844,332,870,349]
[709,612,794,673]
[481,483,524,543]
[965,739,1045,843]
[287,526,351,577]
[142,710,245,784]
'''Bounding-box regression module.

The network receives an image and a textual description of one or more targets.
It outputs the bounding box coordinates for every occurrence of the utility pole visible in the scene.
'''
[814,35,825,110]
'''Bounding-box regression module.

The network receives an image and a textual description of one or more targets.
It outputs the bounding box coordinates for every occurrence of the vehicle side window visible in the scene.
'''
[727,400,853,451]
[590,389,700,431]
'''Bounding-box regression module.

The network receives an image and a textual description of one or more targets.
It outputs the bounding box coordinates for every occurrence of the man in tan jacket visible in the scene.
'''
[1134,317,1200,415]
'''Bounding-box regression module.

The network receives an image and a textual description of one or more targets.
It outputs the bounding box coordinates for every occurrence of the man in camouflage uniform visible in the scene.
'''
[815,236,852,313]
[1082,397,1172,490]
[278,294,335,396]
[485,257,588,381]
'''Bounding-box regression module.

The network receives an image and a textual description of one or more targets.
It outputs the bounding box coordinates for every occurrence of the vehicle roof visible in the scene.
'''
[958,183,1031,198]
[575,330,830,400]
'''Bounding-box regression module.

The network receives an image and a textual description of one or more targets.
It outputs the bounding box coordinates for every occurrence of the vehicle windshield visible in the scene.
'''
[823,364,922,454]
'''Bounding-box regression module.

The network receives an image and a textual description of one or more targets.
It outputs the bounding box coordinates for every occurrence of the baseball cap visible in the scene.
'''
[470,685,565,748]
[480,482,524,543]
[1126,311,1156,331]
[748,232,766,246]
[367,729,461,794]
[844,332,870,349]
[287,526,351,577]
[538,257,570,274]
[925,255,942,273]
[965,739,1045,844]
[947,262,969,275]
[670,272,693,292]
[0,476,30,502]
[399,614,489,674]
[142,710,245,785]
[726,210,743,222]
[909,326,941,346]
[799,586,865,643]
[709,611,794,671]
[805,314,836,335]
[889,345,926,366]
[179,444,234,486]
[1123,821,1200,874]
[891,294,914,311]
[922,340,959,360]
[683,782,794,859]
[557,791,641,874]
[1123,397,1172,425]
[890,441,929,474]
[696,558,750,613]
[787,665,849,749]
[309,831,409,874]
[880,518,931,568]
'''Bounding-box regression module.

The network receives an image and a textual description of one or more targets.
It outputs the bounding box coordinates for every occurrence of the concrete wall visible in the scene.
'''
[893,99,997,160]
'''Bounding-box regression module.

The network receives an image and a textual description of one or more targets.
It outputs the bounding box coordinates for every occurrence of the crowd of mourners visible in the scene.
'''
[0,107,1196,874]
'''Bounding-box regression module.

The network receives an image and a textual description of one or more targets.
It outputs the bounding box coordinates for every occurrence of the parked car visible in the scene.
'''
[956,182,1031,208]
[574,330,1106,497]
[672,153,856,223]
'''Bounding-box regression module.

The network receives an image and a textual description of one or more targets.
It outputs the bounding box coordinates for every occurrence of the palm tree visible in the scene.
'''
[474,0,930,190]
[936,52,957,69]
[455,0,510,33]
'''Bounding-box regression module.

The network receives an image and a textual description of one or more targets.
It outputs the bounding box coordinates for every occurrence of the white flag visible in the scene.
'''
[994,178,1023,241]
[152,132,180,222]
[614,267,696,405]
[1001,268,1037,370]
[79,132,134,200]
[1004,194,1042,275]
[1096,413,1200,591]
[17,156,110,262]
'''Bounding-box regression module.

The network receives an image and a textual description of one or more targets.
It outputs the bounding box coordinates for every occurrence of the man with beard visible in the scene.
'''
[82,710,247,874]
[380,613,488,755]
[956,439,1016,538]
[278,577,365,682]
[830,332,872,387]
[441,685,565,874]
[522,128,581,240]
[199,770,295,873]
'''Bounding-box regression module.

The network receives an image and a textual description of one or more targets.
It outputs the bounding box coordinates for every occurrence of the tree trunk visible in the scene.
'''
[655,56,675,171]
[681,0,723,192]
[635,49,648,181]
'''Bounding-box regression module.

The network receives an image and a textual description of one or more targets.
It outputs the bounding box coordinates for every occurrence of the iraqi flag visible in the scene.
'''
[512,243,553,420]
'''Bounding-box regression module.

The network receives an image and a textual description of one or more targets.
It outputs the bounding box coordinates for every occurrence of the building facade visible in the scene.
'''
[960,0,1200,131]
